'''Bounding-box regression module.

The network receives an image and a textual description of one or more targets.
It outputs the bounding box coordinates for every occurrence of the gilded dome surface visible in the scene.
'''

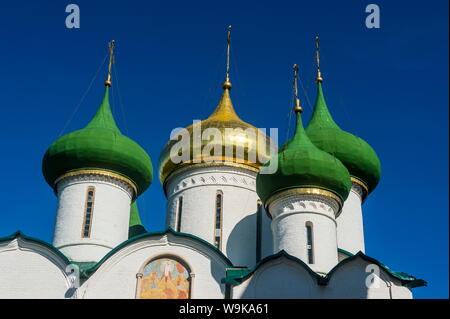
[305,83,381,194]
[159,85,272,184]
[42,87,153,196]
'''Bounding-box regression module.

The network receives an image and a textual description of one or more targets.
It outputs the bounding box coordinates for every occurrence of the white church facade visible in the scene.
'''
[0,35,425,299]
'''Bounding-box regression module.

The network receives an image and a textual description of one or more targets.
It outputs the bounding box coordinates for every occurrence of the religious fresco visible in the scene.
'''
[138,257,190,299]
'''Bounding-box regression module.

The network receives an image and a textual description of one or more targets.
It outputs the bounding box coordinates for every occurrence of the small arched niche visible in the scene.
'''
[137,256,191,299]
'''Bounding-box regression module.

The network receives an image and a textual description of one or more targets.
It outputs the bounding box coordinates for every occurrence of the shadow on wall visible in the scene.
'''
[65,287,77,298]
[208,257,229,296]
[325,257,384,299]
[239,259,317,298]
[226,212,257,267]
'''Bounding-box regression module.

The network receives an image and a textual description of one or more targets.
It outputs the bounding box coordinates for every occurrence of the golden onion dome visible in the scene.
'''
[159,82,272,185]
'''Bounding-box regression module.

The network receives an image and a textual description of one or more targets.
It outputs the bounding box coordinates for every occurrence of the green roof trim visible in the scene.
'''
[256,112,352,204]
[306,82,381,194]
[0,231,71,265]
[82,228,233,278]
[70,261,98,273]
[0,229,232,279]
[337,247,354,257]
[222,250,325,285]
[42,86,153,197]
[0,231,426,289]
[222,250,426,289]
[332,250,427,288]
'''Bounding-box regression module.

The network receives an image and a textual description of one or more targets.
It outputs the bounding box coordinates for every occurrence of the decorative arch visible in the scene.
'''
[136,255,192,299]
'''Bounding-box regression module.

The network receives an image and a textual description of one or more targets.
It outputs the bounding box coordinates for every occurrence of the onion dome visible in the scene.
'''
[256,65,351,208]
[42,86,153,196]
[305,82,381,195]
[305,36,381,196]
[159,82,270,184]
[159,26,271,185]
[42,41,153,197]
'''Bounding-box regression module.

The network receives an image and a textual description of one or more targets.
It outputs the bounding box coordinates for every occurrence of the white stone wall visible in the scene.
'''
[230,258,317,299]
[0,237,72,299]
[336,183,365,254]
[231,256,413,299]
[164,166,270,267]
[268,193,339,273]
[0,235,415,299]
[53,174,134,262]
[79,233,230,299]
[326,257,412,299]
[260,206,274,261]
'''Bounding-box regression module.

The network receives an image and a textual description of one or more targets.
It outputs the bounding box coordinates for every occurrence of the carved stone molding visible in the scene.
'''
[269,193,340,221]
[166,166,258,197]
[351,182,364,200]
[56,173,134,198]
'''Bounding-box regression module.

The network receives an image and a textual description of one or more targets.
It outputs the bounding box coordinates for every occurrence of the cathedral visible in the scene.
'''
[0,31,426,299]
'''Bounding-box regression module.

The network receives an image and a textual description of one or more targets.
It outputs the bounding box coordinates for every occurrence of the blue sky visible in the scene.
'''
[0,0,447,298]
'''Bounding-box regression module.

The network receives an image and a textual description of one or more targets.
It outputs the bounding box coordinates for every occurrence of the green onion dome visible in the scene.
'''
[256,111,351,206]
[305,83,381,195]
[42,87,153,197]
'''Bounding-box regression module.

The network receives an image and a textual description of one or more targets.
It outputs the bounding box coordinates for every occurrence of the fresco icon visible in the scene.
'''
[138,257,191,299]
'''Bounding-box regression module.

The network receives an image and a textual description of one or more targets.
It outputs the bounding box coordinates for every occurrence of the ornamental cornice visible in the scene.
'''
[56,171,135,199]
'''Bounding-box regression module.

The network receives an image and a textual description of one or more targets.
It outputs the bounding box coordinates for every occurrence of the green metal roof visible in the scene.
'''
[306,82,381,194]
[129,201,143,228]
[256,112,352,204]
[222,250,426,289]
[42,86,153,197]
[128,201,147,238]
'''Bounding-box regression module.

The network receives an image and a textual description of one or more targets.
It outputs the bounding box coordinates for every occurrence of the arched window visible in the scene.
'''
[256,200,263,262]
[214,191,223,250]
[81,186,95,238]
[176,196,183,232]
[137,257,191,299]
[306,222,314,264]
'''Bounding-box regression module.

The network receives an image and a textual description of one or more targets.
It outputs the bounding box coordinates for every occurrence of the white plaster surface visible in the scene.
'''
[165,166,270,267]
[79,232,230,299]
[336,184,365,254]
[53,174,133,262]
[268,193,339,273]
[0,237,72,299]
[231,256,413,299]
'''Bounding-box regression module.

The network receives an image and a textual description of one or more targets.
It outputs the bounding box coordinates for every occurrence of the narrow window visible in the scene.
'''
[256,200,263,263]
[306,222,314,264]
[82,187,95,238]
[214,191,223,250]
[176,196,183,232]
